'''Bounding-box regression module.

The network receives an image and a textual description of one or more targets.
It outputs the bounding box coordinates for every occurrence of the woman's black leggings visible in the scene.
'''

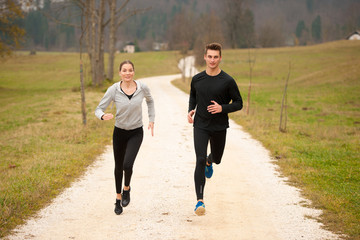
[113,126,143,194]
[193,127,227,200]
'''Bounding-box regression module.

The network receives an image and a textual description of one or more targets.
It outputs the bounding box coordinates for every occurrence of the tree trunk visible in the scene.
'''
[246,48,256,115]
[90,0,97,86]
[79,5,87,126]
[107,0,116,81]
[80,59,87,125]
[71,0,146,86]
[95,0,105,85]
[279,62,291,132]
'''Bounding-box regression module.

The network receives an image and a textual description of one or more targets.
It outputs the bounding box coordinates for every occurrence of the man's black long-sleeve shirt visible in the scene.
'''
[188,70,243,131]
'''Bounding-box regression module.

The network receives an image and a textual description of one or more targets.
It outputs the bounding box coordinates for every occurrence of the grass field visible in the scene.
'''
[173,40,360,239]
[0,51,180,238]
[1,41,359,239]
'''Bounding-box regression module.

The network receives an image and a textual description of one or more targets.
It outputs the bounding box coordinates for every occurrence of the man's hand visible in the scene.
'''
[188,110,195,123]
[207,100,222,114]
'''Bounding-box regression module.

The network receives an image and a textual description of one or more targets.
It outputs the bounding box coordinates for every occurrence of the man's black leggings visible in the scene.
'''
[113,126,143,194]
[193,127,227,200]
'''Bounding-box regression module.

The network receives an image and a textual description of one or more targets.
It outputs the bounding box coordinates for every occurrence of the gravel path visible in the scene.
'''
[7,73,341,240]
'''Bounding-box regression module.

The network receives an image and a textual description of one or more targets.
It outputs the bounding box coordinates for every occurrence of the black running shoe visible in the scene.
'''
[114,199,123,215]
[122,187,131,207]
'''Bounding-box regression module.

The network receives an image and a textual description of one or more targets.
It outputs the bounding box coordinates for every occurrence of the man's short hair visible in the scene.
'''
[205,43,222,56]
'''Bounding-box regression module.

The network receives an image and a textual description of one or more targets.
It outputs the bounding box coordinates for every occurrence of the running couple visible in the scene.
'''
[95,42,243,216]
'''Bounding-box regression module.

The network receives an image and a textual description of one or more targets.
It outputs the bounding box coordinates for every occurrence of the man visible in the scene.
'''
[187,43,243,215]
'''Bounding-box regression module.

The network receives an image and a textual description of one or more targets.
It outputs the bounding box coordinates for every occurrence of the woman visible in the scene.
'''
[95,60,155,215]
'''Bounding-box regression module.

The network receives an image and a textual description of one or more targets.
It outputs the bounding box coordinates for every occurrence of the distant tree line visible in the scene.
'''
[20,0,79,52]
[254,0,360,46]
[3,0,360,59]
[294,15,322,45]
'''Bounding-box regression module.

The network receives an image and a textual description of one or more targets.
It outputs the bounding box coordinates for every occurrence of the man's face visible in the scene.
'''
[204,49,221,69]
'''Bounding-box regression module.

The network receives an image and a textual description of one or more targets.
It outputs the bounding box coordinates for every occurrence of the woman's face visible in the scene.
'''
[119,63,134,82]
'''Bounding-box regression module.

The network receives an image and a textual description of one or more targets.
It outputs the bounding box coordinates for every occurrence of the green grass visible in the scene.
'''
[0,51,180,238]
[1,42,359,239]
[173,40,360,239]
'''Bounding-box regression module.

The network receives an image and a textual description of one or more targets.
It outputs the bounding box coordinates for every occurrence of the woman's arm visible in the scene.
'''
[95,84,116,120]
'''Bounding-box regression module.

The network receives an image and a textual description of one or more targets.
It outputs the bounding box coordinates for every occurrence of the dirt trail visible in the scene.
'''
[7,74,340,240]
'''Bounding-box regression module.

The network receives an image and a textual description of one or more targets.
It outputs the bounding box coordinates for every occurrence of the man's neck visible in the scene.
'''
[206,67,221,76]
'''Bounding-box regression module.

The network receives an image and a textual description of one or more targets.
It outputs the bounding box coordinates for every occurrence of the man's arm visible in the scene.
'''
[221,80,243,113]
[188,79,197,112]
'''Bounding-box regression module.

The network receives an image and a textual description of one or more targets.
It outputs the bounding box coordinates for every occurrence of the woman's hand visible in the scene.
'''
[102,113,114,120]
[188,110,195,123]
[148,122,154,136]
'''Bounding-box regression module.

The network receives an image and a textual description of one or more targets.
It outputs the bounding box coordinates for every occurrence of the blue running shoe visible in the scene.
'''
[205,164,213,178]
[194,201,205,216]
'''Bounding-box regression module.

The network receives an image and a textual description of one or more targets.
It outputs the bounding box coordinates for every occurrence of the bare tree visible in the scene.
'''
[279,61,291,133]
[107,0,118,81]
[41,0,88,124]
[168,10,195,81]
[193,11,224,67]
[60,0,148,85]
[79,5,87,125]
[246,48,256,115]
[106,0,149,81]
[62,0,102,85]
[168,10,194,53]
[82,0,106,86]
[79,0,103,86]
[222,0,255,48]
[257,23,285,48]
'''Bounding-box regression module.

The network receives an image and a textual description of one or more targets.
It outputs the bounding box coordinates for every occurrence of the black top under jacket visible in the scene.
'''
[188,70,243,131]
